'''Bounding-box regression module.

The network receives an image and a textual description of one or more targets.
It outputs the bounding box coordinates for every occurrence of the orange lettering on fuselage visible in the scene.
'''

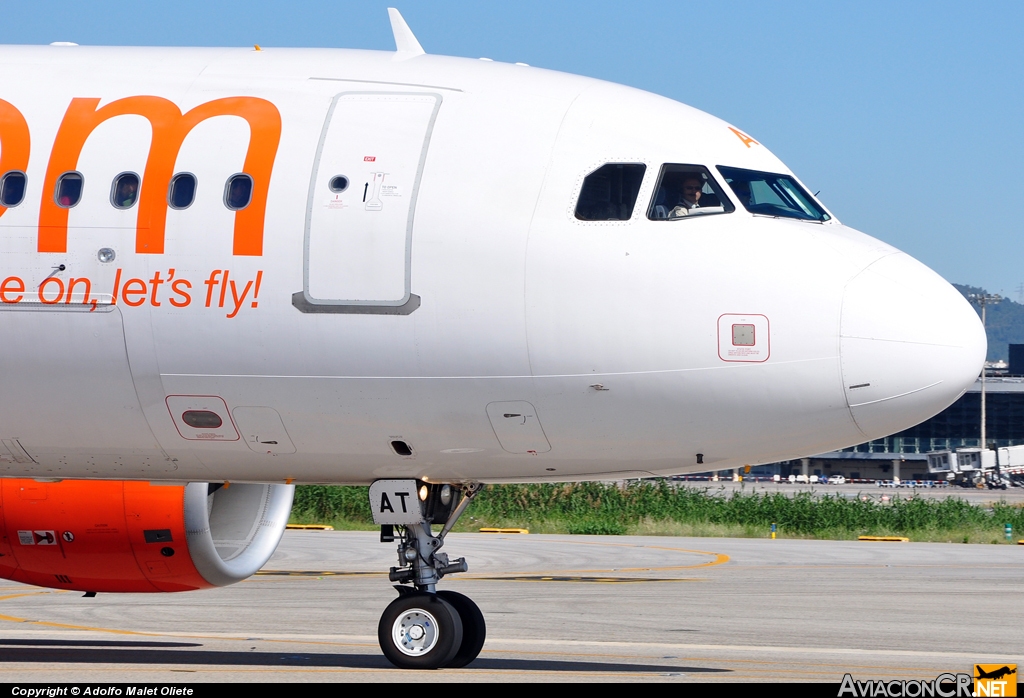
[0,99,30,219]
[38,96,281,256]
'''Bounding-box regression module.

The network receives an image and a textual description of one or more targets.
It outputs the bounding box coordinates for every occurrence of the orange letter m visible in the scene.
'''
[39,96,281,255]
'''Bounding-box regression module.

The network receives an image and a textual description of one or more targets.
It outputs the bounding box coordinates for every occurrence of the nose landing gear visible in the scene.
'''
[370,480,485,669]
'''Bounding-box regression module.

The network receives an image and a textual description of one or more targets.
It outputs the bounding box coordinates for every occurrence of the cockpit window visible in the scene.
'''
[647,164,734,220]
[574,163,646,221]
[717,166,830,222]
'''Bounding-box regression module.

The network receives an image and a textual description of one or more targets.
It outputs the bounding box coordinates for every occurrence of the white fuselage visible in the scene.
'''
[0,46,985,484]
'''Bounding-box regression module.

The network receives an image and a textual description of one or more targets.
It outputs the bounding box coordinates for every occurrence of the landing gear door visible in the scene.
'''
[296,92,441,315]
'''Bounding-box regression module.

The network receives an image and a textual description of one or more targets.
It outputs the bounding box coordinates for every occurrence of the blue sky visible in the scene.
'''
[3,1,1022,297]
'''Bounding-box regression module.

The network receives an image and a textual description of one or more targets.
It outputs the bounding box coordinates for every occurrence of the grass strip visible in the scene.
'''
[289,481,1024,543]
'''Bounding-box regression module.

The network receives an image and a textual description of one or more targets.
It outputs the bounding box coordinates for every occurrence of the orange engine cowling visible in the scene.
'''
[0,479,294,593]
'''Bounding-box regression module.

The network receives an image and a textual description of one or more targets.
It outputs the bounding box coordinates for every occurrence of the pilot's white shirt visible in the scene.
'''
[669,199,699,218]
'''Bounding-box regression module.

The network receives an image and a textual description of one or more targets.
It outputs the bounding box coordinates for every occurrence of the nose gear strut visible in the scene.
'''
[387,482,480,590]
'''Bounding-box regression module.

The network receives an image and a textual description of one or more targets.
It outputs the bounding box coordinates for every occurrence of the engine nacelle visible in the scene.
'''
[0,479,294,593]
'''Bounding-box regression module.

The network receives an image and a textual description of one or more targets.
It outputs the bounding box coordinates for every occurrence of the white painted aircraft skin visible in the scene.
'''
[0,42,985,485]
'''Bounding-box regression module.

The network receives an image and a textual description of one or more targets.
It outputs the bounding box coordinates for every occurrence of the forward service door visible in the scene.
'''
[295,92,441,314]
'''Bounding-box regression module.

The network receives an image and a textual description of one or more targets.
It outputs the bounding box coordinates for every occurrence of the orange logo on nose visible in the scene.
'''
[728,126,759,148]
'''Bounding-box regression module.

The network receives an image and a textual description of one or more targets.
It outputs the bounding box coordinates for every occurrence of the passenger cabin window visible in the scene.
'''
[55,172,83,208]
[575,163,646,221]
[225,174,253,210]
[717,166,830,222]
[111,172,140,209]
[0,171,26,207]
[648,165,733,220]
[168,173,196,210]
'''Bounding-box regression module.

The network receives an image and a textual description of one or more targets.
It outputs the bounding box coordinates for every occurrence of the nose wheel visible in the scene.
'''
[377,590,487,670]
[379,592,463,669]
[437,590,487,668]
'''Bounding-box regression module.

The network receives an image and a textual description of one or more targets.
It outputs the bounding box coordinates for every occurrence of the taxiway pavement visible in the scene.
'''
[0,532,1020,682]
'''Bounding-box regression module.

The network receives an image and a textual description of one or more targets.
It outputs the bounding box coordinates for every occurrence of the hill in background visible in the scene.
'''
[953,284,1024,361]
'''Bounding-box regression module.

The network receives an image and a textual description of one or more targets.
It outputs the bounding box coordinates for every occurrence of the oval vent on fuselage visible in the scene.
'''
[181,411,223,429]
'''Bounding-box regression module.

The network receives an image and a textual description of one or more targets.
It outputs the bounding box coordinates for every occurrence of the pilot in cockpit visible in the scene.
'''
[728,178,752,208]
[668,175,703,217]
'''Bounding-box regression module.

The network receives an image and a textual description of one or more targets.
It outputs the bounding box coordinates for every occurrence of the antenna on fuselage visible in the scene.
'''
[388,8,425,57]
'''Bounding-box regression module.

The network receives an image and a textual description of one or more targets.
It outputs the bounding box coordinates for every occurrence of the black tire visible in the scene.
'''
[437,590,486,668]
[378,592,463,670]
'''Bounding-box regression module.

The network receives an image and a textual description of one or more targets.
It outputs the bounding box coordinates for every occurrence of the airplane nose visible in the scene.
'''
[839,252,986,438]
